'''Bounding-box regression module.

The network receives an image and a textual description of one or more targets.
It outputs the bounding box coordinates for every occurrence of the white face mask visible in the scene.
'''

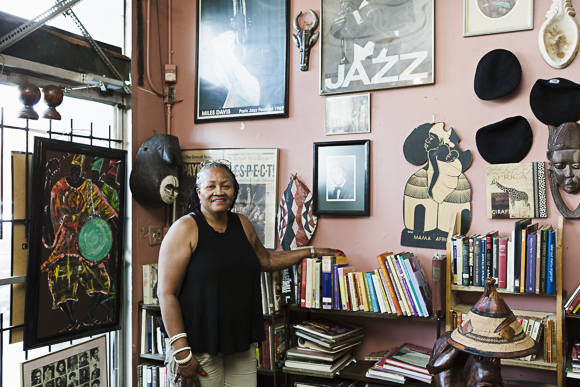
[160,175,179,204]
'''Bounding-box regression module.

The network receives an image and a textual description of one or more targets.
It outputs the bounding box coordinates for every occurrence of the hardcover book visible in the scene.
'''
[513,219,531,293]
[293,318,363,342]
[485,162,547,219]
[381,343,433,376]
[376,252,402,316]
[431,255,446,317]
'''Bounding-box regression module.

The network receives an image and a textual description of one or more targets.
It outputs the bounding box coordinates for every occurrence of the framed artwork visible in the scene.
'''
[325,93,370,135]
[25,138,126,350]
[319,0,434,95]
[464,0,534,37]
[194,0,290,123]
[22,335,107,387]
[176,148,279,248]
[313,140,370,216]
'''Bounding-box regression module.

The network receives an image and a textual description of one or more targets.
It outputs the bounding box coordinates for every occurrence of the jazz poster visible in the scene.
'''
[177,148,279,248]
[320,0,434,95]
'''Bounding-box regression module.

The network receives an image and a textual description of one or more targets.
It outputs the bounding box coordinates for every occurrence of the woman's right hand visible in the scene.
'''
[174,355,207,387]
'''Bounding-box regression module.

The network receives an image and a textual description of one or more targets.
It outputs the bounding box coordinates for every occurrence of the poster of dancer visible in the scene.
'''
[24,138,126,350]
[194,0,289,122]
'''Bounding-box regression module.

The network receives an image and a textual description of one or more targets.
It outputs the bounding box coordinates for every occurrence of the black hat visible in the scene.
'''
[476,116,533,164]
[530,78,580,126]
[474,49,522,100]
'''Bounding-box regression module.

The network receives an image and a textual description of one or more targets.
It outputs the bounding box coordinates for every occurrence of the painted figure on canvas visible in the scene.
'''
[401,122,472,249]
[41,154,118,331]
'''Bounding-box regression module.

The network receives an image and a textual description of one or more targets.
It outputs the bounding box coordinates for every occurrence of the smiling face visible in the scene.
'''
[196,167,236,215]
[549,149,580,194]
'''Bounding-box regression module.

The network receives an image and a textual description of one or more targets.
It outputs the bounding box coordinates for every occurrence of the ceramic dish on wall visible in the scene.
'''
[539,0,580,69]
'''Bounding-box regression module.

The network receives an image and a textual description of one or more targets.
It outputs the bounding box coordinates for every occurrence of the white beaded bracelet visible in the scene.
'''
[175,351,193,365]
[168,332,187,346]
[172,346,191,358]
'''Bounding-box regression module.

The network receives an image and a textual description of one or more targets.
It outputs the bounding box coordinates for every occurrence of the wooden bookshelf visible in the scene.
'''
[445,213,564,386]
[288,305,439,322]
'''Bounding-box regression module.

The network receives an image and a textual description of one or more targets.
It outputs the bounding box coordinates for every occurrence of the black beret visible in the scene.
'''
[529,78,580,126]
[476,116,533,164]
[474,49,521,100]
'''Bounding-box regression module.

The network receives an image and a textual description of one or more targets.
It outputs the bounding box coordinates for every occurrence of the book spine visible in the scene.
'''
[338,268,348,310]
[143,264,151,305]
[356,272,369,312]
[366,272,380,313]
[400,256,423,317]
[551,315,557,363]
[566,290,580,313]
[492,236,499,283]
[321,257,333,310]
[395,259,419,316]
[372,270,389,313]
[305,259,313,308]
[485,234,493,280]
[431,256,446,317]
[535,229,542,295]
[314,260,321,309]
[332,264,341,310]
[377,255,402,316]
[540,227,549,294]
[456,237,463,285]
[377,269,402,315]
[387,255,410,316]
[513,221,523,293]
[525,234,536,293]
[479,237,486,287]
[506,233,514,292]
[404,258,428,317]
[468,236,475,286]
[473,238,481,287]
[263,321,271,369]
[462,238,469,286]
[546,231,556,294]
[498,237,507,289]
[347,271,359,311]
[295,263,302,306]
[520,229,527,293]
[300,258,308,307]
[362,272,375,312]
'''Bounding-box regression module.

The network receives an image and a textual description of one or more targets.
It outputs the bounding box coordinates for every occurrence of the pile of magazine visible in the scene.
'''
[283,318,361,378]
[366,343,433,384]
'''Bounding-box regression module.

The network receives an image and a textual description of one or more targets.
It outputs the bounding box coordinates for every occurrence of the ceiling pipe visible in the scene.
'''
[146,0,163,97]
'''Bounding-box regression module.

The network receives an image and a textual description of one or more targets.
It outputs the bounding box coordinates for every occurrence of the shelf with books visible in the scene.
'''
[444,214,564,386]
[288,305,438,323]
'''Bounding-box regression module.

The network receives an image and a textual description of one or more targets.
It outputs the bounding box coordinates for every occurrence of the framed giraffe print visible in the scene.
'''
[485,162,547,219]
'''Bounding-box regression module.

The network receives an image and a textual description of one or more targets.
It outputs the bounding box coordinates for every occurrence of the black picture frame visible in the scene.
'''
[24,137,126,350]
[194,0,290,123]
[313,140,370,216]
[319,0,434,95]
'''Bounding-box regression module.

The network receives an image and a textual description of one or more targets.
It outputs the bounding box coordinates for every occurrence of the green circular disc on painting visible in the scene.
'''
[79,217,112,261]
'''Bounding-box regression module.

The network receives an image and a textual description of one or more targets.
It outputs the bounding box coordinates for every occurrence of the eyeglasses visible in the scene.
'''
[200,159,231,168]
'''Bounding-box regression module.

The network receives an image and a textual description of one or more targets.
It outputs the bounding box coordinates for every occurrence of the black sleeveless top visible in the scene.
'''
[178,211,265,356]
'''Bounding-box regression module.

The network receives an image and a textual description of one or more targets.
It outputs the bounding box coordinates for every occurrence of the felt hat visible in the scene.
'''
[474,49,521,100]
[91,157,104,172]
[530,78,580,126]
[448,278,538,359]
[107,160,118,177]
[476,116,532,164]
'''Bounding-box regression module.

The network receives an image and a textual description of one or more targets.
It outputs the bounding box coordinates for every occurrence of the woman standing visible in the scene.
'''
[158,161,343,387]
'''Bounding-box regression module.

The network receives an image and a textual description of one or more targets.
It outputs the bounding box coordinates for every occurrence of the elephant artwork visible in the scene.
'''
[401,122,472,249]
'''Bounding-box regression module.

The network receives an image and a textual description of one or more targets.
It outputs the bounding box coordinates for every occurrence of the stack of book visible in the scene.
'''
[450,220,558,295]
[566,283,580,314]
[366,343,433,384]
[288,252,432,318]
[567,341,580,378]
[284,318,360,377]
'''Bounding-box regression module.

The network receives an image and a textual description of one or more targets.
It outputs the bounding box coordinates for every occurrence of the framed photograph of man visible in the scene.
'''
[21,335,107,387]
[194,0,290,123]
[325,93,370,135]
[313,140,370,216]
[464,0,533,36]
[24,138,126,350]
[320,0,434,95]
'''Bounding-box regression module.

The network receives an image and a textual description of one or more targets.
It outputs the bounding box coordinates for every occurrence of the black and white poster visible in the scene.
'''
[320,0,434,95]
[195,0,289,123]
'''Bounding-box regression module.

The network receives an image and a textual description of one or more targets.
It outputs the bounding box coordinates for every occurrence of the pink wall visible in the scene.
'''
[131,0,580,383]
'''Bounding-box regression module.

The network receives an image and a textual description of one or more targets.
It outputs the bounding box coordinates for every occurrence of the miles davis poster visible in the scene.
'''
[195,0,289,123]
[320,0,434,95]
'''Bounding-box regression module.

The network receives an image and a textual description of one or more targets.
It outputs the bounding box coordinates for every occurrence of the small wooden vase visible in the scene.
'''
[18,83,41,120]
[42,85,64,120]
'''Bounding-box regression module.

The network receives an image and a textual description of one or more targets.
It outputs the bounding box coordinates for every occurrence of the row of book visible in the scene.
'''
[137,363,171,387]
[365,343,433,384]
[287,252,433,317]
[565,283,580,314]
[452,311,557,363]
[567,341,580,376]
[256,318,286,370]
[140,310,166,356]
[283,318,361,378]
[450,219,558,294]
[261,271,282,315]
